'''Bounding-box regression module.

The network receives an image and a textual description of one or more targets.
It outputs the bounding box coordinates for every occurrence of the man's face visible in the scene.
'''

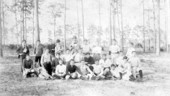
[26,55,30,60]
[111,66,116,70]
[70,60,74,66]
[45,49,49,54]
[59,60,63,65]
[86,54,90,58]
[95,61,99,65]
[55,54,60,58]
[22,42,26,47]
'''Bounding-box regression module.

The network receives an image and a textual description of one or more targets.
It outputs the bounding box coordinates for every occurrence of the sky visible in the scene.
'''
[4,0,170,45]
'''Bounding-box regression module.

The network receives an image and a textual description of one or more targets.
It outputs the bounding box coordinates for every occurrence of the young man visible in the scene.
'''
[51,52,60,73]
[82,39,91,54]
[99,54,112,79]
[74,49,84,63]
[84,52,95,71]
[121,56,132,81]
[55,39,63,55]
[22,54,37,78]
[109,39,120,63]
[17,40,30,72]
[128,51,143,79]
[92,60,104,80]
[41,48,53,75]
[62,49,75,64]
[65,60,78,80]
[92,44,102,61]
[53,59,67,79]
[79,60,95,80]
[34,40,44,68]
[110,64,121,80]
[126,42,135,59]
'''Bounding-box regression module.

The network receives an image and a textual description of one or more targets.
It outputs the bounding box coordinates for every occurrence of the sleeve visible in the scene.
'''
[40,55,44,65]
[34,47,36,54]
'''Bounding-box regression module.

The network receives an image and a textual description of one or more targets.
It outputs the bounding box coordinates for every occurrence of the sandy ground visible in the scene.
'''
[0,53,170,96]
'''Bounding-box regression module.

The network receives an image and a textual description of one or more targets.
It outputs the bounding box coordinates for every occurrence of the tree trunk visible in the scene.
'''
[143,0,145,52]
[64,0,67,51]
[0,0,3,57]
[32,7,35,47]
[112,1,116,40]
[164,0,168,52]
[81,0,85,42]
[77,0,80,44]
[35,0,40,41]
[120,0,124,51]
[152,0,156,53]
[54,17,56,41]
[22,0,25,40]
[109,0,112,45]
[156,0,160,55]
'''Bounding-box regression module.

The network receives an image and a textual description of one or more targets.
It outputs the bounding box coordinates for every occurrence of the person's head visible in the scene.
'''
[26,54,30,60]
[111,64,117,70]
[36,40,40,45]
[22,40,26,47]
[81,60,86,65]
[66,49,71,54]
[59,59,63,65]
[86,52,90,58]
[95,60,99,65]
[129,42,134,47]
[102,54,107,60]
[70,59,75,66]
[131,51,136,57]
[123,56,128,63]
[112,39,117,45]
[45,48,49,54]
[55,52,60,58]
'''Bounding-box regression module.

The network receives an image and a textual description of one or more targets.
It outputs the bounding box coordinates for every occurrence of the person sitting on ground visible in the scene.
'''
[39,67,53,80]
[128,51,143,80]
[65,60,79,80]
[110,64,121,80]
[79,60,95,80]
[99,54,112,79]
[92,60,104,80]
[22,54,38,78]
[51,52,60,73]
[41,48,53,76]
[34,40,44,68]
[53,59,67,79]
[121,56,132,81]
[84,52,95,71]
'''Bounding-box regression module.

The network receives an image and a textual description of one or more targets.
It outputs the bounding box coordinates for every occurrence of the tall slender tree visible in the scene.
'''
[152,0,156,52]
[0,0,3,57]
[156,0,160,55]
[120,0,124,51]
[143,0,146,52]
[77,0,80,43]
[35,0,40,41]
[81,0,85,41]
[109,0,112,45]
[64,0,67,51]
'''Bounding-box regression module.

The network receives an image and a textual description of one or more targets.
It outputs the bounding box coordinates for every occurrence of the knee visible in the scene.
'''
[71,73,77,79]
[65,75,70,80]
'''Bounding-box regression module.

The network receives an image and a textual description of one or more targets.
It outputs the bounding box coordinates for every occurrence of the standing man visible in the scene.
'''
[34,40,44,68]
[109,39,120,63]
[17,40,30,72]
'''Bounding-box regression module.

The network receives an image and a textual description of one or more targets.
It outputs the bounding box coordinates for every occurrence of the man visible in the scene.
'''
[17,40,30,72]
[51,52,60,73]
[34,40,44,68]
[109,39,120,63]
[22,54,38,78]
[82,39,91,54]
[92,60,104,80]
[65,60,78,80]
[78,60,95,80]
[84,52,95,71]
[126,42,135,59]
[53,59,67,79]
[55,39,63,55]
[99,54,112,79]
[128,51,143,80]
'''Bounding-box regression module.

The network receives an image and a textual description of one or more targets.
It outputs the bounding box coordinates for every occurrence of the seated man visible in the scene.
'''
[92,60,104,80]
[53,59,67,79]
[121,56,132,81]
[110,64,121,80]
[39,67,53,80]
[22,54,38,78]
[65,60,79,80]
[128,51,143,80]
[78,60,95,80]
[84,52,95,71]
[99,54,112,79]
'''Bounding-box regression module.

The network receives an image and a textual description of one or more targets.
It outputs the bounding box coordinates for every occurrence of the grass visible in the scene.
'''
[0,51,170,96]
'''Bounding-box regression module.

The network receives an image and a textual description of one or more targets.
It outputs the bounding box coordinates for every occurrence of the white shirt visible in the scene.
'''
[41,53,52,64]
[126,47,135,58]
[55,64,66,74]
[128,56,140,68]
[99,59,112,68]
[93,64,103,74]
[82,44,91,53]
[92,46,102,54]
[74,53,83,62]
[109,45,120,53]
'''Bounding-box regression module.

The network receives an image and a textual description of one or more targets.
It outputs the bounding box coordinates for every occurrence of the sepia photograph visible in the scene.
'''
[0,0,170,96]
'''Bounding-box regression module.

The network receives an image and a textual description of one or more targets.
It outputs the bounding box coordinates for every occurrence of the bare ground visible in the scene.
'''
[0,53,170,96]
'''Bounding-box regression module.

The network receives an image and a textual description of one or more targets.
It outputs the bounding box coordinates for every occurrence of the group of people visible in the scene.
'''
[17,37,143,81]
